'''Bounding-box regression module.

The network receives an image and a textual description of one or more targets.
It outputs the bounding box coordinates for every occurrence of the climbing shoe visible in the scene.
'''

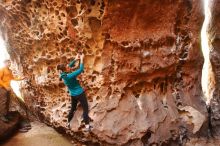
[0,116,10,123]
[67,122,71,129]
[19,120,32,131]
[83,125,93,132]
[23,124,32,130]
[19,127,29,133]
[80,117,93,124]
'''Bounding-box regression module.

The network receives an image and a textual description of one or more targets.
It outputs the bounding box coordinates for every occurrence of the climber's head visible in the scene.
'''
[3,59,11,67]
[57,64,67,72]
[57,62,79,73]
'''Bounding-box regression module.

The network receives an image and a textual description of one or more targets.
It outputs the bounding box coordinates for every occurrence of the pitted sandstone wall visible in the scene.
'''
[0,0,210,145]
[208,0,220,137]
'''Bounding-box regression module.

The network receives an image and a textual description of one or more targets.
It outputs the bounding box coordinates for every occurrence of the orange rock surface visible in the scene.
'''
[0,0,217,145]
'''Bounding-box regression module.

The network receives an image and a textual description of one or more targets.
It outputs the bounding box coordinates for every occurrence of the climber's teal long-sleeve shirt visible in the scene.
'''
[60,60,84,96]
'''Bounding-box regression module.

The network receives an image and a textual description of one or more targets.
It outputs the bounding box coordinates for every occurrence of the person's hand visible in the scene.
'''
[20,76,26,80]
[80,54,84,64]
[75,54,80,60]
[80,54,85,60]
[22,77,26,80]
[4,86,10,91]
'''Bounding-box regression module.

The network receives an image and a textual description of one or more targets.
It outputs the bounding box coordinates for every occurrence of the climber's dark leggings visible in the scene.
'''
[68,92,89,124]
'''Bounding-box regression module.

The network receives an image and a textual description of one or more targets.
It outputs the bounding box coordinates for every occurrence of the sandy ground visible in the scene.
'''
[2,121,73,146]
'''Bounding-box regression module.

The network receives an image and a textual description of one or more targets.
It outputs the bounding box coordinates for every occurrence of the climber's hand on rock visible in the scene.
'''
[20,76,27,80]
[4,86,10,91]
[80,54,84,60]
[75,54,80,60]
[80,54,84,64]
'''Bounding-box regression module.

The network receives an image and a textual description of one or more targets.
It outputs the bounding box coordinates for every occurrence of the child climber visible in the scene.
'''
[57,54,92,131]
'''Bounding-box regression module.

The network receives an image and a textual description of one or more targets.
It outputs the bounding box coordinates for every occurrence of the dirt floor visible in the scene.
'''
[1,121,74,146]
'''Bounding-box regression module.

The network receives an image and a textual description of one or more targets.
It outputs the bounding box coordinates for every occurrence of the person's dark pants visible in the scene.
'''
[0,88,10,122]
[5,90,10,115]
[68,92,89,124]
[0,87,10,115]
